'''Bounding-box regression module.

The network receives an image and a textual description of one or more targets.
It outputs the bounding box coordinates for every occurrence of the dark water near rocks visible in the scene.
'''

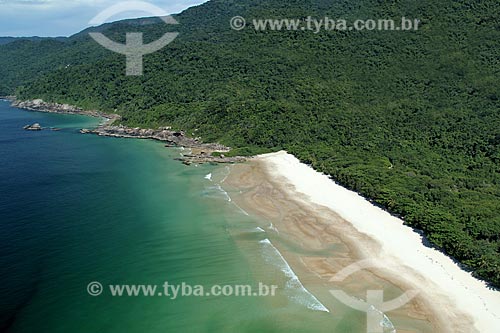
[0,100,360,333]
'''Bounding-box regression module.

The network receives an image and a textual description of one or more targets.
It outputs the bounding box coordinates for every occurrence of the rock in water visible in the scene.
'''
[23,123,42,131]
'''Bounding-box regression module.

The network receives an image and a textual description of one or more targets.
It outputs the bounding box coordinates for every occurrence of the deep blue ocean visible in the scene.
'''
[0,100,353,332]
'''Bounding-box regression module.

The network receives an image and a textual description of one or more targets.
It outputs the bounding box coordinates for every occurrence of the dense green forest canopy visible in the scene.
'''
[0,0,499,286]
[0,37,67,45]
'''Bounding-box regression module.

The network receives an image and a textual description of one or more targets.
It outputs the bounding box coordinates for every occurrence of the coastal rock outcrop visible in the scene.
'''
[82,125,228,150]
[174,154,247,165]
[81,125,247,165]
[23,123,42,131]
[14,99,246,165]
[12,99,120,121]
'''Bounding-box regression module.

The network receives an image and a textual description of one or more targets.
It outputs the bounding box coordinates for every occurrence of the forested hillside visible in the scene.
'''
[0,0,499,286]
[0,37,66,45]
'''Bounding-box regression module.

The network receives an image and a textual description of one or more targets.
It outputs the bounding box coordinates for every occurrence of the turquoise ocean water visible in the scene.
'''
[1,100,371,332]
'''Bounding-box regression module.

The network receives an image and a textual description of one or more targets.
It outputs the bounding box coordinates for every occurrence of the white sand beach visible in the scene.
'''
[253,151,500,332]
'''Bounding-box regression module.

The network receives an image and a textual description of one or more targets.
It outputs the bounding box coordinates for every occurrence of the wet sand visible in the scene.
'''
[222,152,498,332]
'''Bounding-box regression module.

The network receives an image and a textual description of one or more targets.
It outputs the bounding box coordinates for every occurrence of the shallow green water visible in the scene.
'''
[1,101,365,332]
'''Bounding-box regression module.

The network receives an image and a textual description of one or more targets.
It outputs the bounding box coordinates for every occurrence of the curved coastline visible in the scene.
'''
[9,98,499,331]
[10,98,246,165]
[238,151,500,332]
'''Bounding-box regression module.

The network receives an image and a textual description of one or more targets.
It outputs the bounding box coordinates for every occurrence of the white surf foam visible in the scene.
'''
[214,184,231,202]
[259,238,329,312]
[220,166,231,184]
[258,151,500,331]
[268,223,279,234]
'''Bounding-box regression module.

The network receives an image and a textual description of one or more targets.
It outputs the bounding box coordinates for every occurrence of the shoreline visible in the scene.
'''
[10,98,247,165]
[11,98,121,121]
[9,98,500,330]
[224,151,500,332]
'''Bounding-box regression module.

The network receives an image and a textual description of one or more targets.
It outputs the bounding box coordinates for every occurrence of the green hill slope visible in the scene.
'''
[1,0,499,286]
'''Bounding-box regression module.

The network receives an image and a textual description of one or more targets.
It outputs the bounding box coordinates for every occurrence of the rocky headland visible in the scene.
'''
[12,99,120,122]
[81,125,246,165]
[13,99,247,165]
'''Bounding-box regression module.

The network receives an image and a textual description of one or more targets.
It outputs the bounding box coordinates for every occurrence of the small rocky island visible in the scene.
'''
[23,123,42,131]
